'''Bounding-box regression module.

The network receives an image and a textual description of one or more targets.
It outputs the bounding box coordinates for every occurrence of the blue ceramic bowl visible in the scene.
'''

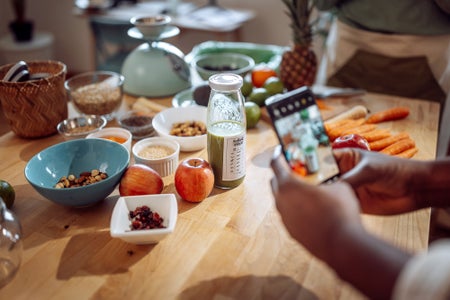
[25,139,130,207]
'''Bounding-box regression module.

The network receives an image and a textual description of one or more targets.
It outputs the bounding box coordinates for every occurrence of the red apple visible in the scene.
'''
[332,134,371,151]
[174,158,214,203]
[119,164,164,196]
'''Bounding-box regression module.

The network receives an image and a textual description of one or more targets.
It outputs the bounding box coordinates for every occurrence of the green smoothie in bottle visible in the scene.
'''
[207,73,246,189]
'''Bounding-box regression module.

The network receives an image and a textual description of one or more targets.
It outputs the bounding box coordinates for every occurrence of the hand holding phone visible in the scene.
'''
[265,87,340,184]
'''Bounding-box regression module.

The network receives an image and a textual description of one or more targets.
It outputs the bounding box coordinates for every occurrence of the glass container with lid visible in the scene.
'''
[0,198,22,288]
[207,73,246,189]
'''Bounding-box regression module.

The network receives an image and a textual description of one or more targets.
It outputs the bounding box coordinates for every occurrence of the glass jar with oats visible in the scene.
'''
[65,71,124,121]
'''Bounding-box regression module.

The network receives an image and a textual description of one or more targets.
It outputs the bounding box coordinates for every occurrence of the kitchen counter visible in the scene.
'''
[0,92,439,299]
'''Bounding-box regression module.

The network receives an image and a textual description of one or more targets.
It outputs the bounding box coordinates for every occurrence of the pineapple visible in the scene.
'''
[280,0,317,90]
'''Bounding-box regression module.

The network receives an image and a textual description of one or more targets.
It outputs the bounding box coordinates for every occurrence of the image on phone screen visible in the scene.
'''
[266,88,340,184]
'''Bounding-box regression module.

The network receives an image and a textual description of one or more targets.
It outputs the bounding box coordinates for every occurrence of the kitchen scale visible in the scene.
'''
[121,22,191,97]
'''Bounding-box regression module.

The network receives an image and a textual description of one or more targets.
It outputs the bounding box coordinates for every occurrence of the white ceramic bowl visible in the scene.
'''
[130,15,171,37]
[132,137,180,177]
[86,127,132,154]
[110,194,178,244]
[152,106,207,152]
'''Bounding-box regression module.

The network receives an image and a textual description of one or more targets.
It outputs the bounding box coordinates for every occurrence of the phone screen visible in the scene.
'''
[266,87,340,184]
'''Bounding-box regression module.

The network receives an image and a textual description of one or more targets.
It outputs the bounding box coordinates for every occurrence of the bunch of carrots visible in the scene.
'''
[324,106,418,158]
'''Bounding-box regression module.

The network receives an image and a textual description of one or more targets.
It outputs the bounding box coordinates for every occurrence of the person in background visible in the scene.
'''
[270,146,450,300]
[313,0,450,158]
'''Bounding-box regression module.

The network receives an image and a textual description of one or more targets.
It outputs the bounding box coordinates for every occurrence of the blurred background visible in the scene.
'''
[0,0,304,75]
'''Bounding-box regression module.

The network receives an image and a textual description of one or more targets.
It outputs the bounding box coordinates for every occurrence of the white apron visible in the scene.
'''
[317,20,450,157]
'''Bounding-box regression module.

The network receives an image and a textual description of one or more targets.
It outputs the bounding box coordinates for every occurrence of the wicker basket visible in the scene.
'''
[0,60,68,138]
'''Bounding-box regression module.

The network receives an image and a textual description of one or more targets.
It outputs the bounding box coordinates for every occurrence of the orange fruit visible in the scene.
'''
[251,67,277,88]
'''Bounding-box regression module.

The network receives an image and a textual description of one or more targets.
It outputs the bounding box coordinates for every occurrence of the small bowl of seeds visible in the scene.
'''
[57,115,107,140]
[132,137,180,177]
[118,110,155,140]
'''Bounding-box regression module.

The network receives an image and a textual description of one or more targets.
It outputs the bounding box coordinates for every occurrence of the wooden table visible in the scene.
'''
[0,92,439,299]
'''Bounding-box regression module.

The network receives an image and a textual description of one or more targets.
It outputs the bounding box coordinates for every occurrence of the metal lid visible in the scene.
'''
[208,73,243,91]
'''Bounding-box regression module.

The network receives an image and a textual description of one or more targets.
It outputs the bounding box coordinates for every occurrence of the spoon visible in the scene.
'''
[3,61,28,82]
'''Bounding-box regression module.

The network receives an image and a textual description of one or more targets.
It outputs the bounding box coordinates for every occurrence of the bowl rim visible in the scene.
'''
[132,136,180,162]
[64,70,125,90]
[130,14,172,26]
[118,110,154,129]
[24,138,130,191]
[57,115,108,137]
[192,52,255,72]
[86,126,132,139]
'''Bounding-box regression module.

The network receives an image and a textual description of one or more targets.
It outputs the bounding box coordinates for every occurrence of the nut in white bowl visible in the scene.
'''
[110,194,178,244]
[86,127,132,154]
[152,106,207,152]
[132,137,180,177]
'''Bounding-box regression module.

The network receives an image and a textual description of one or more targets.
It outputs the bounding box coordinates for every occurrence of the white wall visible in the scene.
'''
[0,0,297,74]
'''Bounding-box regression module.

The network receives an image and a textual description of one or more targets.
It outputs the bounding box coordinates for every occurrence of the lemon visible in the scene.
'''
[0,180,15,209]
[241,79,253,97]
[248,88,270,107]
[245,102,261,129]
[263,76,284,95]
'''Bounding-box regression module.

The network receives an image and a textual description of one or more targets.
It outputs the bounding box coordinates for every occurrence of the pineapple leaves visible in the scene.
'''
[282,0,320,46]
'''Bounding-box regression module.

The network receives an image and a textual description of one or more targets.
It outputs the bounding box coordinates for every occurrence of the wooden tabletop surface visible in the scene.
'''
[0,92,439,299]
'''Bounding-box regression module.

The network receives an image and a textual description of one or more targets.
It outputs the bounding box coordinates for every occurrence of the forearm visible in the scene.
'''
[413,158,450,208]
[327,223,411,299]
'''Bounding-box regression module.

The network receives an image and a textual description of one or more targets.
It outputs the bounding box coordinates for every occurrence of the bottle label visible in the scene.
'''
[222,132,246,181]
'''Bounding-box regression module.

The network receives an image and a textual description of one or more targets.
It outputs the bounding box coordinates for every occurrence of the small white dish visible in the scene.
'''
[132,137,180,177]
[130,15,171,37]
[86,127,132,153]
[110,194,178,244]
[152,106,207,152]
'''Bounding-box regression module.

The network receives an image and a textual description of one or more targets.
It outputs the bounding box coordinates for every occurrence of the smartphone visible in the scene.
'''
[265,86,340,184]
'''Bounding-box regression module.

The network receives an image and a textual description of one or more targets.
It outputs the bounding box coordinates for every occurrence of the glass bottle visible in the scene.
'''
[298,109,319,174]
[207,73,246,189]
[0,198,22,288]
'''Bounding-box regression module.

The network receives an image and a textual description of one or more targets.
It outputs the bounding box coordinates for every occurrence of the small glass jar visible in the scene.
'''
[207,73,247,189]
[0,198,22,288]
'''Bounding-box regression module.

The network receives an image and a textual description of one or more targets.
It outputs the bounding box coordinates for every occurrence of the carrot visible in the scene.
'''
[395,147,419,159]
[316,99,332,110]
[327,119,366,141]
[324,119,353,133]
[365,107,410,124]
[369,132,410,151]
[340,124,377,136]
[380,138,416,155]
[359,129,391,142]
